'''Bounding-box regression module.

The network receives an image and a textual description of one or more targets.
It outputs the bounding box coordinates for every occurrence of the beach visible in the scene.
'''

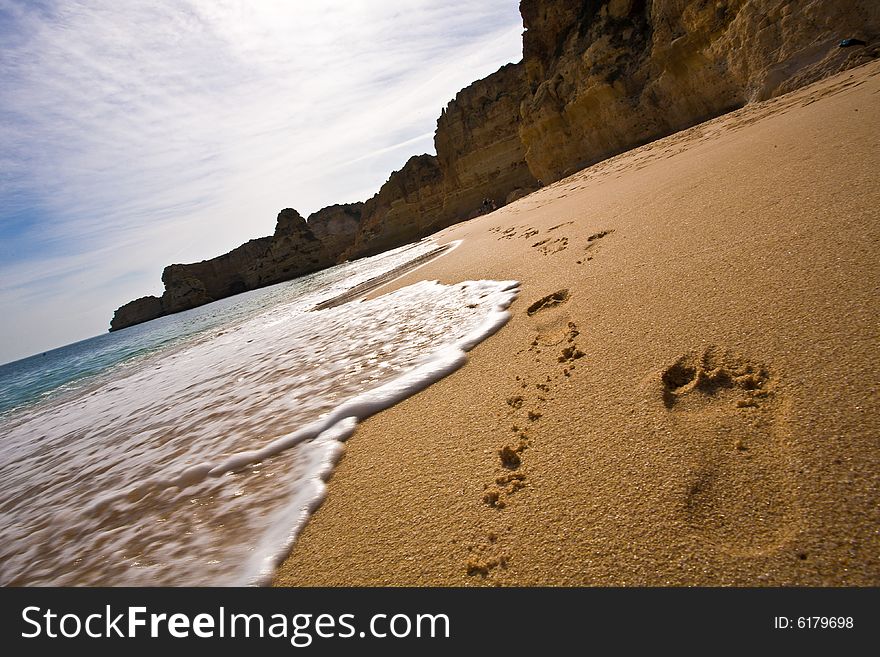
[273,60,880,586]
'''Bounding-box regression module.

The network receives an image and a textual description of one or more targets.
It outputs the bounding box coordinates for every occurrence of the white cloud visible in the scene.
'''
[0,0,523,363]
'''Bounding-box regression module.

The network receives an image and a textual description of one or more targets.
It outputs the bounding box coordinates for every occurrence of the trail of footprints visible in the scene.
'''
[467,225,614,577]
[468,336,793,576]
[576,229,613,264]
[488,222,612,262]
[466,288,583,578]
[483,316,583,512]
[465,62,870,573]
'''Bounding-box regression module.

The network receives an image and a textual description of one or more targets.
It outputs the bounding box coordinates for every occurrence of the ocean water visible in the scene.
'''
[0,239,518,586]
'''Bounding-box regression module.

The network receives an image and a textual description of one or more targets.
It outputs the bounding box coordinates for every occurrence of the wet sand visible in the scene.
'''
[313,243,455,311]
[274,60,880,586]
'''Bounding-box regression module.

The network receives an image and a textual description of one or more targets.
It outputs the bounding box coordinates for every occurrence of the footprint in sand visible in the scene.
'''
[532,236,569,255]
[491,226,520,240]
[465,531,509,578]
[524,289,585,377]
[800,75,866,107]
[483,414,531,510]
[576,229,614,265]
[646,346,797,556]
[469,301,586,576]
[481,291,577,514]
[547,221,574,232]
[468,415,529,575]
[526,289,570,316]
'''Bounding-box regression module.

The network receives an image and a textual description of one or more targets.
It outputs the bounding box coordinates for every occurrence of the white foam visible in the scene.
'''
[0,275,519,586]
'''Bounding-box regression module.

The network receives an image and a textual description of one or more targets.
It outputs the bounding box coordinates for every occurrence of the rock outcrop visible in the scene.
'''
[109,295,164,331]
[110,207,358,330]
[307,203,364,257]
[112,1,879,330]
[344,154,446,259]
[517,0,880,182]
[435,62,541,231]
[160,208,332,312]
[345,62,539,259]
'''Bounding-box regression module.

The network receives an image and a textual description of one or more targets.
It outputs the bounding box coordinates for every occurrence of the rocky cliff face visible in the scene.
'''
[347,1,879,257]
[109,295,164,331]
[160,208,332,311]
[518,0,880,182]
[344,154,446,259]
[112,1,878,330]
[307,203,364,257]
[110,208,349,330]
[345,62,539,259]
[436,62,541,222]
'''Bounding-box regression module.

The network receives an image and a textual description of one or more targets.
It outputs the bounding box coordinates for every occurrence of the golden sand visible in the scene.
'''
[274,60,880,586]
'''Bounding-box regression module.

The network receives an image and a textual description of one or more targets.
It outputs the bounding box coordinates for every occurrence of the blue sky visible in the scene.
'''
[0,0,524,364]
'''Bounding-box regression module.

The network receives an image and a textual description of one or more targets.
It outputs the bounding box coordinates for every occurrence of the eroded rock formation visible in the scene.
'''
[345,63,538,259]
[307,203,364,257]
[343,154,446,259]
[112,1,879,330]
[110,207,359,330]
[518,0,880,181]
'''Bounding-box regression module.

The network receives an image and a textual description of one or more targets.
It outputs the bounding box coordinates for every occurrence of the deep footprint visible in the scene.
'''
[650,346,796,556]
[660,348,771,409]
[527,289,570,316]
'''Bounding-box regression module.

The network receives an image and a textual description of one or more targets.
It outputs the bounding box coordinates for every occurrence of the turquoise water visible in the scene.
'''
[0,291,271,416]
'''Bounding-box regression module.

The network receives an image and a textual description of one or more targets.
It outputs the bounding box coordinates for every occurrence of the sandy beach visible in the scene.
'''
[274,60,880,586]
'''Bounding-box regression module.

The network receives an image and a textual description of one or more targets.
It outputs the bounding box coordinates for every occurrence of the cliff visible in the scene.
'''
[344,62,539,259]
[345,1,879,257]
[112,1,879,330]
[307,203,364,257]
[110,205,362,330]
[517,0,880,181]
[343,154,446,259]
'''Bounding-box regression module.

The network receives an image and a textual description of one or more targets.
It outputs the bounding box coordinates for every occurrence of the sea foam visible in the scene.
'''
[0,260,518,586]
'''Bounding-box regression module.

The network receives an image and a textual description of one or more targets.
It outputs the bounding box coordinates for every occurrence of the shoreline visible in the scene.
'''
[273,60,880,586]
[312,241,459,311]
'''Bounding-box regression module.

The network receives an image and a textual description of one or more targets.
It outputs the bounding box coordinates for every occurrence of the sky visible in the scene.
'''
[0,0,524,364]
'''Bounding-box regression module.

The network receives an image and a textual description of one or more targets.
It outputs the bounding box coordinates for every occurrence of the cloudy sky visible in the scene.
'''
[0,0,524,363]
